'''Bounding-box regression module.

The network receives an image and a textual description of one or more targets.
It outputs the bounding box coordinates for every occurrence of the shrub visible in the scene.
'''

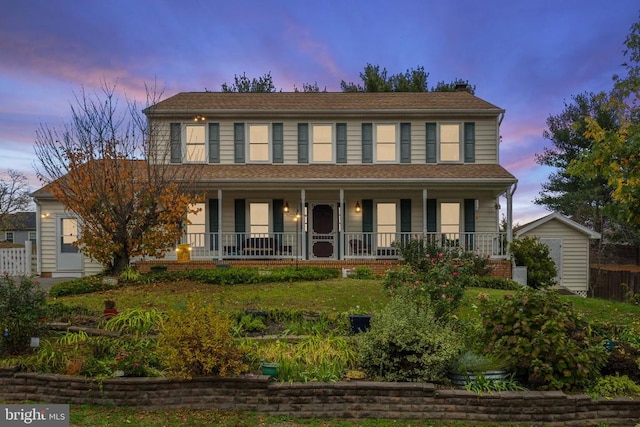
[157,301,247,379]
[49,276,116,297]
[480,289,607,391]
[382,260,467,317]
[358,295,463,382]
[601,342,640,383]
[0,274,47,355]
[471,276,522,291]
[588,374,640,398]
[119,266,141,283]
[509,237,557,289]
[349,266,374,279]
[104,308,166,337]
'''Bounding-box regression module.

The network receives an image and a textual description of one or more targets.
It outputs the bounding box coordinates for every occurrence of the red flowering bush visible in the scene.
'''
[113,346,155,377]
[383,250,471,317]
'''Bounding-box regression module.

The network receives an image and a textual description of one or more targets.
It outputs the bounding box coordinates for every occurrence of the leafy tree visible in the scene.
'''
[534,92,629,241]
[430,78,477,95]
[567,15,640,231]
[221,72,278,92]
[293,81,326,92]
[0,169,31,229]
[34,82,199,275]
[340,64,475,94]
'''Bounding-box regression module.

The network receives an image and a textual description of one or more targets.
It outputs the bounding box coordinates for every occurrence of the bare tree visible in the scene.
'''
[0,169,31,229]
[34,81,200,275]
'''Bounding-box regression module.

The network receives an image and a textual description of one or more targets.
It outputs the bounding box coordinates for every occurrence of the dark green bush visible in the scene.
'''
[471,276,522,290]
[49,276,117,297]
[0,274,47,355]
[480,288,607,391]
[178,266,339,285]
[601,342,640,383]
[349,266,374,279]
[509,236,557,289]
[358,295,463,382]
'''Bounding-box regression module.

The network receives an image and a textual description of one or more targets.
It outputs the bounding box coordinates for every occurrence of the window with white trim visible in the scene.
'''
[376,202,396,247]
[250,202,270,236]
[311,124,333,163]
[185,124,206,162]
[186,203,206,236]
[376,124,397,162]
[61,218,78,253]
[440,202,460,238]
[5,232,14,243]
[439,123,461,162]
[29,231,36,244]
[248,124,270,162]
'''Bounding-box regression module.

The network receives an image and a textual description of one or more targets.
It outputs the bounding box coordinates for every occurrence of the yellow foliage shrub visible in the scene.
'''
[157,302,247,379]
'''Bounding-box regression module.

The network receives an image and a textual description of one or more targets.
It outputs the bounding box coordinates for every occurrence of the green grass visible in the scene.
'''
[54,278,640,330]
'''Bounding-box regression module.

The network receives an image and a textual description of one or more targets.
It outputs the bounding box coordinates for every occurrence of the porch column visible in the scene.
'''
[339,189,344,260]
[423,189,428,235]
[218,189,223,261]
[300,189,306,260]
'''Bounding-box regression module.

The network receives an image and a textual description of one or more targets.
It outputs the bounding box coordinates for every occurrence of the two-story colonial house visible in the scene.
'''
[33,88,518,277]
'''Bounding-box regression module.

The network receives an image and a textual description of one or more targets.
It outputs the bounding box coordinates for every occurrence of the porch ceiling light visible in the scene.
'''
[283,202,289,213]
[355,202,361,213]
[193,115,206,122]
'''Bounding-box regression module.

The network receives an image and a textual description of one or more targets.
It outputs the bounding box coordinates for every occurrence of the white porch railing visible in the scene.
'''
[176,232,507,260]
[0,241,32,276]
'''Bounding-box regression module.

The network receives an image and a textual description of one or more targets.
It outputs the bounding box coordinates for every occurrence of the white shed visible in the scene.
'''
[515,213,601,296]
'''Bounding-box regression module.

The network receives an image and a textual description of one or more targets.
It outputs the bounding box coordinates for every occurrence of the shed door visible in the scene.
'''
[540,238,562,285]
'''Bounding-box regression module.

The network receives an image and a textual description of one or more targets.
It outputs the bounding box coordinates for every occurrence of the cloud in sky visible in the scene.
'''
[0,0,638,225]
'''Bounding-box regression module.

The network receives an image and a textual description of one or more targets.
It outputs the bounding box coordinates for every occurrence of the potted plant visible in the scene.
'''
[103,299,118,319]
[261,361,279,378]
[347,306,372,334]
[448,350,509,386]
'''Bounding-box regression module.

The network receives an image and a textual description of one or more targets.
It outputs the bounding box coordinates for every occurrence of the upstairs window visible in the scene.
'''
[311,124,333,163]
[439,123,461,162]
[248,124,270,162]
[376,124,397,162]
[185,124,206,162]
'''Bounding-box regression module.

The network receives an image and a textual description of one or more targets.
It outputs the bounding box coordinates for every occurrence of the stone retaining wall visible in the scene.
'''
[1,368,638,426]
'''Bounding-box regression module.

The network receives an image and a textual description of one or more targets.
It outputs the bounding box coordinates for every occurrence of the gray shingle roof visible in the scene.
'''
[146,91,503,117]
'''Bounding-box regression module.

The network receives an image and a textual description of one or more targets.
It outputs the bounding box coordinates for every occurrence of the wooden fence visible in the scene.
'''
[0,241,32,276]
[590,267,640,301]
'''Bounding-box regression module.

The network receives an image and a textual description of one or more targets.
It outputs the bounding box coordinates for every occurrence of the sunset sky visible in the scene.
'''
[1,0,637,225]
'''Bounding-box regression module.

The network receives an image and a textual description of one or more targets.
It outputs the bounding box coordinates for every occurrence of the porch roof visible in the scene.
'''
[180,163,517,188]
[145,91,504,118]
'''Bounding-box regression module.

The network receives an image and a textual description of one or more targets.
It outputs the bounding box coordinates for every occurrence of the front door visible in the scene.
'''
[56,216,82,275]
[310,203,336,259]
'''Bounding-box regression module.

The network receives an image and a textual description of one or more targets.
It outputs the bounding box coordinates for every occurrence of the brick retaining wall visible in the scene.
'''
[1,368,637,425]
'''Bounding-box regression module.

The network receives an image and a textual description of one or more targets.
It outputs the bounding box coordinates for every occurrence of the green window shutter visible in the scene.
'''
[464,122,475,163]
[400,199,411,232]
[234,123,245,163]
[272,123,283,163]
[362,199,373,250]
[208,198,219,251]
[400,123,411,163]
[464,198,476,250]
[208,123,220,163]
[336,123,347,163]
[272,199,284,233]
[464,199,475,232]
[234,199,246,233]
[362,123,373,163]
[234,199,246,250]
[170,123,181,163]
[426,199,437,232]
[298,123,309,163]
[426,123,436,163]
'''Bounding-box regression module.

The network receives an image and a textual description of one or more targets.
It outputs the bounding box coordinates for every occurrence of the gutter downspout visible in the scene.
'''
[506,182,517,251]
[35,200,41,276]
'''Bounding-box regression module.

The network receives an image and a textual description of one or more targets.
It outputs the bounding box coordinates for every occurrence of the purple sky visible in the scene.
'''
[1,0,637,225]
